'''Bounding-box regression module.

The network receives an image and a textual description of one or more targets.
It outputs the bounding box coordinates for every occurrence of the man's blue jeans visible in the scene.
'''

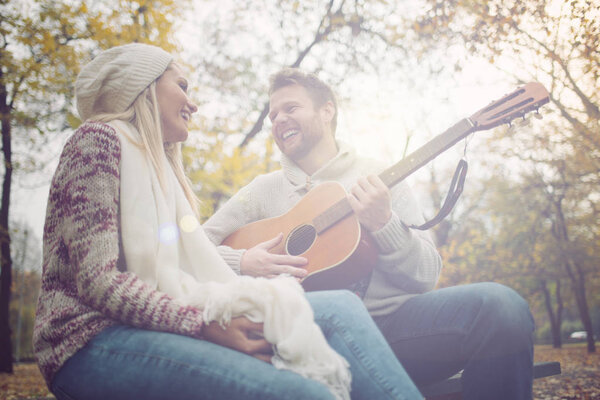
[51,290,423,400]
[373,282,535,400]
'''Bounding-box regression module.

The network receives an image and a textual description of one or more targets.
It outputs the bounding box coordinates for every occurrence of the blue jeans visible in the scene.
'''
[51,290,422,400]
[373,282,534,400]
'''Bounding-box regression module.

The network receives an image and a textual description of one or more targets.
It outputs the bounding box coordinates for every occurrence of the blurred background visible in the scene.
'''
[1,0,598,376]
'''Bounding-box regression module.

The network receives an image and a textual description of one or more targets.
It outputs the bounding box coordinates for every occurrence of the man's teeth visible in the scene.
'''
[283,130,298,139]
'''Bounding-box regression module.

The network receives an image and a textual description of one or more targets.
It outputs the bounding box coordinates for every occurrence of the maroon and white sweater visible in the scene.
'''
[33,121,204,386]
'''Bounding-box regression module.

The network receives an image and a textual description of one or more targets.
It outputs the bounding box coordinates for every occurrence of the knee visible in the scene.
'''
[307,290,366,321]
[475,283,532,321]
[472,282,534,345]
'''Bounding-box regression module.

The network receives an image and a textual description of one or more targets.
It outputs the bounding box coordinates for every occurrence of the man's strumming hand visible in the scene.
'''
[240,233,308,280]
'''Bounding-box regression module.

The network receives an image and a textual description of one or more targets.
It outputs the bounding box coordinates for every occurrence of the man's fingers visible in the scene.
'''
[285,266,308,278]
[350,181,367,202]
[270,253,308,266]
[347,192,362,213]
[258,233,284,250]
[352,175,389,203]
[367,174,388,191]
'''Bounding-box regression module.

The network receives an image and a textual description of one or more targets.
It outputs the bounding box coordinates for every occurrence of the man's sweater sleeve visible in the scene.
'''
[203,183,260,274]
[369,181,443,292]
[56,123,204,337]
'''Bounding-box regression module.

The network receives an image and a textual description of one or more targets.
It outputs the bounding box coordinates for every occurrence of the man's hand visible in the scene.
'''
[240,233,308,279]
[203,317,273,363]
[348,175,392,232]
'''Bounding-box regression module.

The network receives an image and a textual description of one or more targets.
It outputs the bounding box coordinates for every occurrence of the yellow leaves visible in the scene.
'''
[330,13,347,28]
[3,0,187,128]
[413,20,435,35]
[183,135,277,220]
[41,31,56,54]
[0,363,53,400]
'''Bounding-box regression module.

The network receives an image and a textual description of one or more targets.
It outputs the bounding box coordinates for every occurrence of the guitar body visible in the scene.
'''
[222,181,378,291]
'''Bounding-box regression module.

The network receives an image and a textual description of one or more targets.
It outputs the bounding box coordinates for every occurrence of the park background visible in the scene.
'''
[1,0,598,398]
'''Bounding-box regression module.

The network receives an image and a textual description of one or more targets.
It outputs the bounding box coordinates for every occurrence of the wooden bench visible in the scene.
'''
[418,361,562,400]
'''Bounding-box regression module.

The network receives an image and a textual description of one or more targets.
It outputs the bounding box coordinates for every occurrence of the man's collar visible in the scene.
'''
[280,141,356,187]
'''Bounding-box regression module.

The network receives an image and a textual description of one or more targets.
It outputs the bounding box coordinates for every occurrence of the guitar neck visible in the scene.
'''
[312,118,476,235]
[379,118,475,188]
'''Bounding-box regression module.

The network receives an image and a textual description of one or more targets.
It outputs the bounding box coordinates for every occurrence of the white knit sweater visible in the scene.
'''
[203,142,443,317]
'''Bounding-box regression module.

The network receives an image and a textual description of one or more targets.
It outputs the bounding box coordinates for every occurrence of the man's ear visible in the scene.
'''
[319,101,335,125]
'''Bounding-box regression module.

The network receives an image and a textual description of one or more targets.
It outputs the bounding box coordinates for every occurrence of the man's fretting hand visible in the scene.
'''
[348,174,392,232]
[240,233,308,279]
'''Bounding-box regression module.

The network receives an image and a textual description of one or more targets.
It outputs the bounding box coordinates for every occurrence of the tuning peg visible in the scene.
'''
[534,110,543,119]
[507,121,515,133]
[519,116,530,126]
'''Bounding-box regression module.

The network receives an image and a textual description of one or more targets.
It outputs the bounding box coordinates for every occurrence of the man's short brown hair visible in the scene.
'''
[269,68,338,134]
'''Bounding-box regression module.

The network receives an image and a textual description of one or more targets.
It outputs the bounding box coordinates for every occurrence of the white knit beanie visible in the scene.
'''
[75,43,173,121]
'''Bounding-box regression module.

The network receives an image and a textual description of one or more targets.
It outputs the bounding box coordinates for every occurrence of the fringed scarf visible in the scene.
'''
[111,120,351,400]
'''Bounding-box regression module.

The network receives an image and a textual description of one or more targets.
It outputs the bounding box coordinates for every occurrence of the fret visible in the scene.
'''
[313,198,354,234]
[379,118,474,188]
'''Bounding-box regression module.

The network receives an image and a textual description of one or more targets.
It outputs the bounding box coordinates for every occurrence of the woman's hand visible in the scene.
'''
[203,316,273,363]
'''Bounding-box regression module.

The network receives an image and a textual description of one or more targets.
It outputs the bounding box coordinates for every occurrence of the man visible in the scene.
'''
[203,68,534,400]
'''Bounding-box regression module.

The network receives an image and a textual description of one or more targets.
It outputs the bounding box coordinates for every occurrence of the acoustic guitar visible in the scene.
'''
[222,83,550,291]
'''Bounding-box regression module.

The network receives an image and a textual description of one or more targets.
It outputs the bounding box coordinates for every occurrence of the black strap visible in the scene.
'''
[410,159,468,230]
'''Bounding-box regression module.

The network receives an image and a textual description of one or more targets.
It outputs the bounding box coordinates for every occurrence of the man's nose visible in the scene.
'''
[272,112,288,128]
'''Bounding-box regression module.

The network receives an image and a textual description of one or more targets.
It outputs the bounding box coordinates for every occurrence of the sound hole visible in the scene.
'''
[286,225,317,256]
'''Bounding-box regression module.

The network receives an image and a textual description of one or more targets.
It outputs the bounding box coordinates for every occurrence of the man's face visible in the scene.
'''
[268,84,330,161]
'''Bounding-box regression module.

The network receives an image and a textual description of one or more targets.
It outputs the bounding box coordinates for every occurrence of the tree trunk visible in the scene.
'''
[15,229,29,362]
[0,72,14,373]
[553,197,596,353]
[571,266,596,353]
[540,279,563,348]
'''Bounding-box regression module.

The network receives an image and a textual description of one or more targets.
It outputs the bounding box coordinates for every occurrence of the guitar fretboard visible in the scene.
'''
[312,118,475,234]
[313,198,353,234]
[379,118,474,187]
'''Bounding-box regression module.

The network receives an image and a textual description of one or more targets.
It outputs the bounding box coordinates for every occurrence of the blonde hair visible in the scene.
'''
[90,64,200,215]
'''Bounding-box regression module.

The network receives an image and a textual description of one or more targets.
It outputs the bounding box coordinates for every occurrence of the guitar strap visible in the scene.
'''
[410,158,468,231]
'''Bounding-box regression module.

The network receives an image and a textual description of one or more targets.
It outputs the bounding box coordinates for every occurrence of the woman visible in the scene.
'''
[33,43,423,400]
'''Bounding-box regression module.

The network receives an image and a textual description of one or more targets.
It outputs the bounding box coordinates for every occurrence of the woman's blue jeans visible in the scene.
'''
[51,290,422,400]
[373,282,535,400]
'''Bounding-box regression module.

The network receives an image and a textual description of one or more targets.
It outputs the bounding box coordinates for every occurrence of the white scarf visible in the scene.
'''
[111,120,351,400]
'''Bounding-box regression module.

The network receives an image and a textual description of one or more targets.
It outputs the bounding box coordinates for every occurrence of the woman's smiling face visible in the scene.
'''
[156,63,198,143]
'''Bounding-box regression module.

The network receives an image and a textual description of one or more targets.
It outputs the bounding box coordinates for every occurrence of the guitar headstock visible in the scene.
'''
[469,82,549,131]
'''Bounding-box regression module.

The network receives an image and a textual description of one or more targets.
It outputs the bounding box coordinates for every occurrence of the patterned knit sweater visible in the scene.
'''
[33,122,204,386]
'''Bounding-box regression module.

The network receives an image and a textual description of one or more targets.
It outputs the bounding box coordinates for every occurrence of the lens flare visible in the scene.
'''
[179,214,199,233]
[159,223,179,244]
